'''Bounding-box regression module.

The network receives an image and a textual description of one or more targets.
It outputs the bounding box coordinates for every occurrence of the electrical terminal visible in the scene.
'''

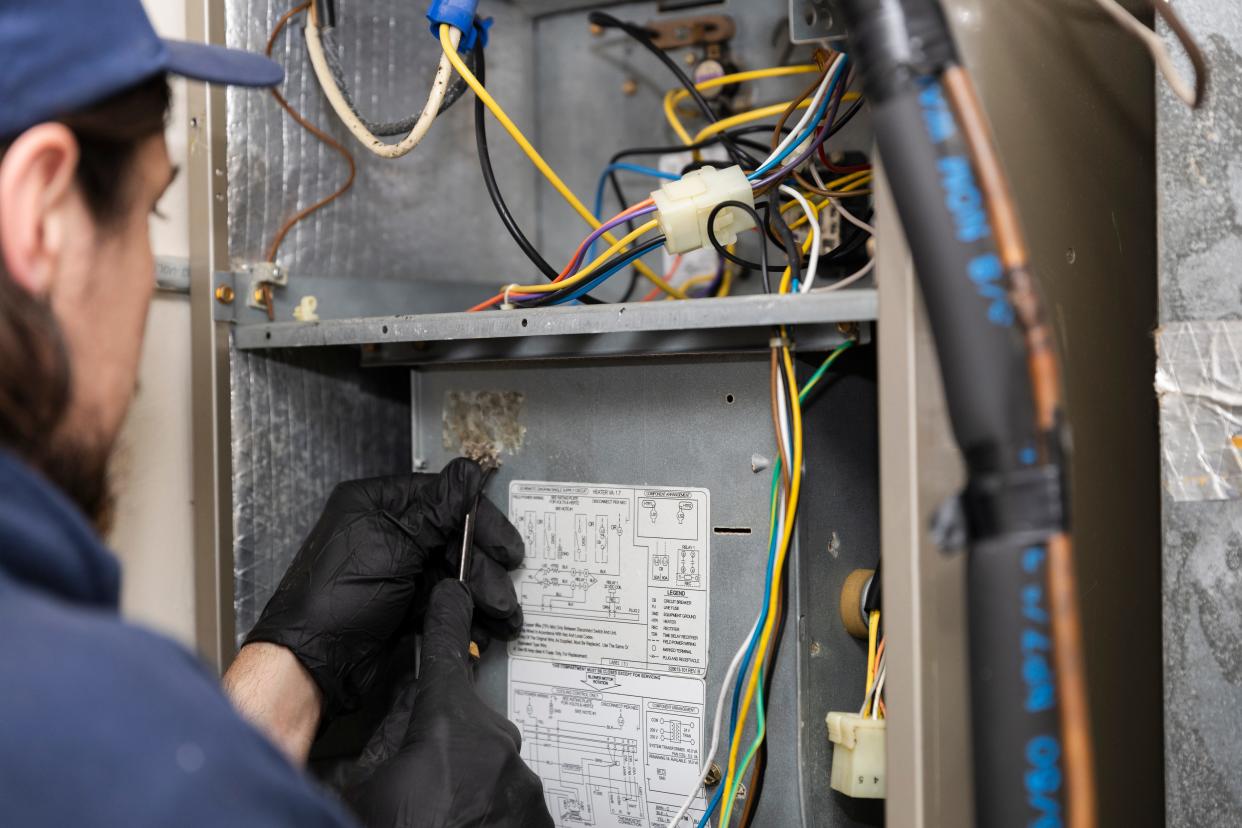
[650,164,755,255]
[826,711,886,799]
[425,0,491,52]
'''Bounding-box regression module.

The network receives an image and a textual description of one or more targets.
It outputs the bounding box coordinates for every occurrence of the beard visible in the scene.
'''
[0,274,116,533]
[40,428,116,535]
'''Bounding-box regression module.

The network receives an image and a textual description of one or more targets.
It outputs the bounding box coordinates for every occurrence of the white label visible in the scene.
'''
[509,658,707,828]
[508,481,710,676]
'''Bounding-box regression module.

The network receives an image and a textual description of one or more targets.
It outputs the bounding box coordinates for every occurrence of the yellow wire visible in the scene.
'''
[661,64,820,143]
[504,220,659,296]
[865,610,880,694]
[692,100,809,144]
[685,91,863,146]
[719,334,804,826]
[438,25,685,299]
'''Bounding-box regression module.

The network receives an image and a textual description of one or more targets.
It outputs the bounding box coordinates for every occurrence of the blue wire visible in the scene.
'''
[551,240,662,305]
[696,512,783,827]
[591,163,678,260]
[747,56,847,181]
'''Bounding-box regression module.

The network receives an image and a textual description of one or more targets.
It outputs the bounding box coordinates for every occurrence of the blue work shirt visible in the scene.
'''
[0,451,356,826]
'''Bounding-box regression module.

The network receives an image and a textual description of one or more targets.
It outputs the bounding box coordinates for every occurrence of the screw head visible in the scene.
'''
[253,287,266,303]
[214,285,235,304]
[621,78,638,96]
[589,22,603,36]
[704,763,723,786]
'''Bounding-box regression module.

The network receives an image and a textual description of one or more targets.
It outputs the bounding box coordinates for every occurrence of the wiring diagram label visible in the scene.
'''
[510,658,707,828]
[507,481,710,676]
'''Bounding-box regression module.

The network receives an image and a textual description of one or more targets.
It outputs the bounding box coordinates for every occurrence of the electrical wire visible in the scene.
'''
[262,1,356,322]
[587,11,755,168]
[304,5,457,157]
[778,186,819,291]
[1090,0,1207,107]
[316,26,472,136]
[661,64,820,144]
[708,201,771,294]
[439,24,682,299]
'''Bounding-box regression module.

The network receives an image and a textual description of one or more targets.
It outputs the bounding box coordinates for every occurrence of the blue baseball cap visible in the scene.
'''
[1,0,284,138]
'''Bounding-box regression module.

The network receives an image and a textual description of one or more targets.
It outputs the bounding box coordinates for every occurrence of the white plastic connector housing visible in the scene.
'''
[650,165,756,255]
[826,712,886,799]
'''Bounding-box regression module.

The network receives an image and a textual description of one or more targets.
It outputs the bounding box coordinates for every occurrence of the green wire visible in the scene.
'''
[722,338,855,821]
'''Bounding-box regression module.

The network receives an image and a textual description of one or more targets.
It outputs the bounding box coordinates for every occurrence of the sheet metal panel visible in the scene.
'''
[412,355,881,827]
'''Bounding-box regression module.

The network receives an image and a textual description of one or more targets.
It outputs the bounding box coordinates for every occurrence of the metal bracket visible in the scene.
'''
[788,0,846,43]
[643,14,735,49]
[240,261,288,312]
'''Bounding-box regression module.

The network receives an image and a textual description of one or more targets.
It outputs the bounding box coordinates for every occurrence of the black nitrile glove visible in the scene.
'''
[346,581,553,828]
[245,458,524,717]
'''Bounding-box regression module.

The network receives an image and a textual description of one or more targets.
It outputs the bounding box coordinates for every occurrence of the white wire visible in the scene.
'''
[871,665,887,719]
[859,649,886,716]
[812,255,874,293]
[757,55,843,170]
[663,618,759,828]
[1090,0,1197,107]
[304,18,458,158]
[778,185,821,293]
[831,199,875,236]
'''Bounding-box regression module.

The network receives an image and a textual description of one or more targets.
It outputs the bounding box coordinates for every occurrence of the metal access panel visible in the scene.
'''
[409,353,880,827]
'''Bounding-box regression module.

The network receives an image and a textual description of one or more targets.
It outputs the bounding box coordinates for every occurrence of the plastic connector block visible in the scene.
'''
[650,165,756,255]
[826,712,886,799]
[426,0,491,52]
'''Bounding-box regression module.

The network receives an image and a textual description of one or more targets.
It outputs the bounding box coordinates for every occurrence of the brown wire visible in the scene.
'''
[263,2,357,268]
[940,65,1095,828]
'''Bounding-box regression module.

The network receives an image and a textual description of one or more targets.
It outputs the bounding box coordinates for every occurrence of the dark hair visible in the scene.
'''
[0,74,170,525]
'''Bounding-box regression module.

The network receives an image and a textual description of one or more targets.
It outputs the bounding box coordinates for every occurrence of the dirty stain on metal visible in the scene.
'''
[442,390,526,461]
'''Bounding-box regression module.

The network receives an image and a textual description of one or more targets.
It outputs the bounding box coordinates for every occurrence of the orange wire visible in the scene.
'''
[467,198,656,312]
[263,2,356,267]
[642,254,683,301]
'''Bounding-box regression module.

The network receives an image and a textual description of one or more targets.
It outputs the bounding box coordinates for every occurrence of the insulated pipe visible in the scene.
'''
[836,1,1095,825]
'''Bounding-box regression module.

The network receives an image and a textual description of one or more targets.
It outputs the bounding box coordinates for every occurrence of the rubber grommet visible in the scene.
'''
[839,568,874,639]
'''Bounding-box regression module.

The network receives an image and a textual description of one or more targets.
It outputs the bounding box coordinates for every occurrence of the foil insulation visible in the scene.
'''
[225,0,537,294]
[230,345,410,641]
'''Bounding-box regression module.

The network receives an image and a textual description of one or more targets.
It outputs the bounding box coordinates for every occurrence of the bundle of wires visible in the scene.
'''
[434,14,874,311]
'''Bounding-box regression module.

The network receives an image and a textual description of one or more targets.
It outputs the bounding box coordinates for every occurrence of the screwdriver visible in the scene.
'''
[458,465,495,662]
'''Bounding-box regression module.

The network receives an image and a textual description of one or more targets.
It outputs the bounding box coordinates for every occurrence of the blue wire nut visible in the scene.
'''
[426,0,492,52]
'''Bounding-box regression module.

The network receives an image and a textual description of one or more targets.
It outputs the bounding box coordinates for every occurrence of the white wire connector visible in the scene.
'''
[651,165,755,255]
[826,712,886,799]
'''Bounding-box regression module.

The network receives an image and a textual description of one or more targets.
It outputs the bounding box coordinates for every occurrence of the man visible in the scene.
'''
[0,1,551,825]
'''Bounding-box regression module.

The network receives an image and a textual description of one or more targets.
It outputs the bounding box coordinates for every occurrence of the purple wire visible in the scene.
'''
[565,203,659,277]
[507,203,660,304]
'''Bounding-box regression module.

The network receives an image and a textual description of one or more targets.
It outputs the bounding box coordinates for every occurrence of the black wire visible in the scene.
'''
[527,237,666,307]
[587,11,757,169]
[707,201,770,294]
[472,43,602,304]
[318,27,471,135]
[769,197,801,288]
[607,127,790,302]
[712,206,874,273]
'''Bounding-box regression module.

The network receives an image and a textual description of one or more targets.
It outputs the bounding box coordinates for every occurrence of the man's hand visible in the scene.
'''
[243,458,524,719]
[345,581,553,828]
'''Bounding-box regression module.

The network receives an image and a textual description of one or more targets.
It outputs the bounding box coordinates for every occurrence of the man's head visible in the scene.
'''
[0,0,282,528]
[0,77,173,530]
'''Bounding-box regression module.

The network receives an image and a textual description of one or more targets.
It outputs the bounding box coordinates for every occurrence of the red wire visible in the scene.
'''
[468,199,655,312]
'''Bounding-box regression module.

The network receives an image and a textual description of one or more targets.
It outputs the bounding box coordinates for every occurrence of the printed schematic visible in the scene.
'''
[508,481,711,676]
[510,659,707,828]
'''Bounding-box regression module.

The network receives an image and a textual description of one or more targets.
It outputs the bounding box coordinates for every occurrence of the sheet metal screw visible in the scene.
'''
[622,78,638,96]
[837,321,859,339]
[214,285,235,304]
[704,763,723,786]
[589,22,603,36]
[253,287,266,304]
